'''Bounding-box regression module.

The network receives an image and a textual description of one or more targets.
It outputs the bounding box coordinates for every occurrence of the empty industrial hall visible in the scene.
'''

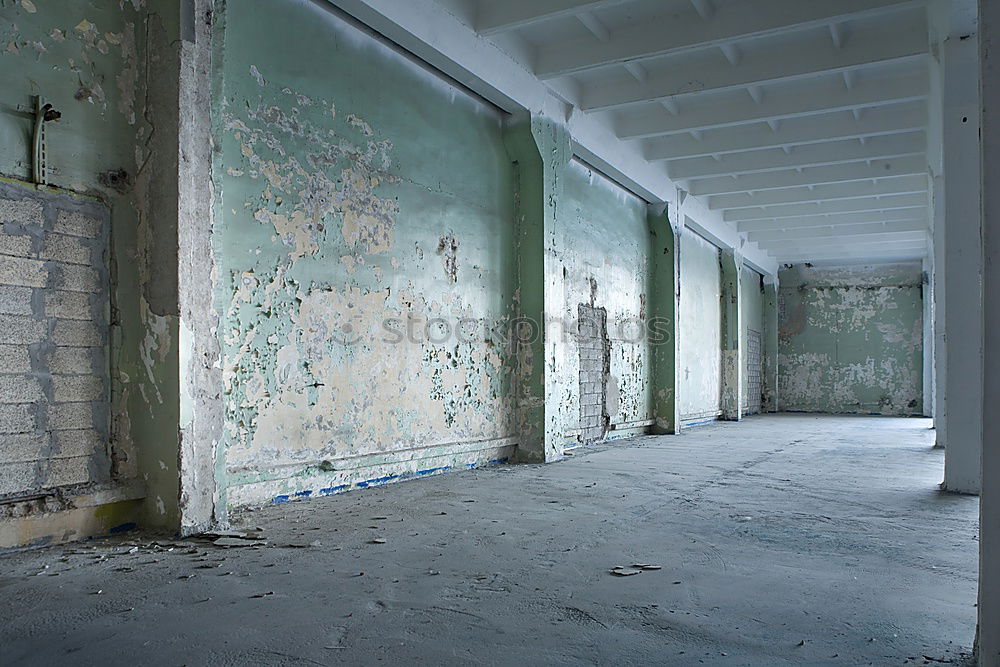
[0,0,998,665]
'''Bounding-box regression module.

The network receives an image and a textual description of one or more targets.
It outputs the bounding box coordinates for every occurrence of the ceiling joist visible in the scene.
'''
[645,103,926,161]
[535,0,922,80]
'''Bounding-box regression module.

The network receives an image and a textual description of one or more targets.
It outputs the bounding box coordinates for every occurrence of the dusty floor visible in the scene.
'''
[0,415,980,666]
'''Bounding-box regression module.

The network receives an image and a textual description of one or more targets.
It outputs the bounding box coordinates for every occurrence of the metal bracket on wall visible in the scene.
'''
[31,96,61,187]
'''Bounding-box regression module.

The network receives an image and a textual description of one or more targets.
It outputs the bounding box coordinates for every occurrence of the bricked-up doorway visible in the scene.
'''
[0,183,111,499]
[578,304,610,442]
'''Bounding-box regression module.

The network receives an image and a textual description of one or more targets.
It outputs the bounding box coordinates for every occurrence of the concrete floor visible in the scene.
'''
[0,415,979,665]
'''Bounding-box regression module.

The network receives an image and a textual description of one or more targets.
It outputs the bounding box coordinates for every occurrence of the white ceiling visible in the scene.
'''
[334,0,933,266]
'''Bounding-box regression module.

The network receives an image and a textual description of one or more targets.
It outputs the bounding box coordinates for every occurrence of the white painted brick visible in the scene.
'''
[0,433,49,464]
[0,314,46,345]
[52,375,103,402]
[50,347,98,375]
[0,404,35,434]
[45,290,91,320]
[51,263,100,293]
[41,234,92,265]
[51,319,102,347]
[0,376,43,403]
[0,345,31,373]
[0,285,33,315]
[53,210,101,238]
[0,255,46,288]
[52,429,104,458]
[0,235,33,258]
[0,198,43,227]
[48,402,95,431]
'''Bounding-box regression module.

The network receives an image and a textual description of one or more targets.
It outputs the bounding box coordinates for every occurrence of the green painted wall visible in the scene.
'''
[740,264,763,413]
[678,229,722,423]
[0,0,181,528]
[561,160,652,434]
[778,262,923,415]
[213,0,519,505]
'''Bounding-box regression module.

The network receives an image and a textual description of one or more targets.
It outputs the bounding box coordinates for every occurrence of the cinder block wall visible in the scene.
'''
[0,185,110,498]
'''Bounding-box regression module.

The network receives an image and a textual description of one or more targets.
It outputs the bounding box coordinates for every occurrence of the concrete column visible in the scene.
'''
[922,256,935,418]
[177,0,224,532]
[762,276,779,413]
[648,204,681,434]
[931,4,983,494]
[979,3,1000,662]
[503,114,572,463]
[720,249,742,421]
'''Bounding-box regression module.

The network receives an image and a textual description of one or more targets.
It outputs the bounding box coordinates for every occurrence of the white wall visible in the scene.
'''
[679,228,722,423]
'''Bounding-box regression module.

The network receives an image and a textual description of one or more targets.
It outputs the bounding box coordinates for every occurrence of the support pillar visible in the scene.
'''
[762,276,779,413]
[177,0,224,532]
[720,250,742,421]
[503,114,572,463]
[649,204,681,434]
[979,2,1000,662]
[931,0,983,494]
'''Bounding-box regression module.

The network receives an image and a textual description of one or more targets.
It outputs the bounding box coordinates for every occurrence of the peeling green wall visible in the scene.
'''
[561,160,652,435]
[213,0,518,505]
[0,0,181,531]
[678,229,722,423]
[778,262,923,415]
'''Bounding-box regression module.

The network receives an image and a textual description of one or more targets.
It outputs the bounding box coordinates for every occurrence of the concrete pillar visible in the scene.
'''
[979,3,1000,662]
[762,276,779,413]
[720,250,742,421]
[923,256,935,418]
[503,114,572,463]
[649,204,681,434]
[930,2,983,494]
[177,0,224,532]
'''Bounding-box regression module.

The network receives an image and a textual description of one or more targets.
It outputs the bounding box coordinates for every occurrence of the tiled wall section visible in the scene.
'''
[0,182,110,497]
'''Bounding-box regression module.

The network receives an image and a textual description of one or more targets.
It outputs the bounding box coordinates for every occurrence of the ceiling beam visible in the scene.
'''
[688,156,927,196]
[748,219,929,242]
[645,103,926,161]
[669,133,926,180]
[760,231,929,249]
[476,0,626,35]
[771,245,928,262]
[709,174,929,210]
[724,192,929,222]
[616,72,928,140]
[578,18,927,112]
[536,0,922,79]
[738,208,928,233]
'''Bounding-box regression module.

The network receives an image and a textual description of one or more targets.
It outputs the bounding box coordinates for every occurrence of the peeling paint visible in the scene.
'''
[778,263,923,415]
[214,0,518,506]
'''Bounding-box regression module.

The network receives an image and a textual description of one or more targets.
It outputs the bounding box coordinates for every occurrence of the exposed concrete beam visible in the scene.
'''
[669,132,926,179]
[710,174,929,210]
[724,192,929,222]
[579,19,927,112]
[771,245,928,262]
[476,0,626,35]
[537,0,922,79]
[747,219,929,242]
[689,156,928,196]
[760,231,929,249]
[646,103,926,161]
[738,208,928,232]
[617,73,928,141]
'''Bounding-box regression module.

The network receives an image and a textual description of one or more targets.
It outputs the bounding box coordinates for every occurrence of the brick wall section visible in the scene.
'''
[578,304,610,442]
[0,183,110,498]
